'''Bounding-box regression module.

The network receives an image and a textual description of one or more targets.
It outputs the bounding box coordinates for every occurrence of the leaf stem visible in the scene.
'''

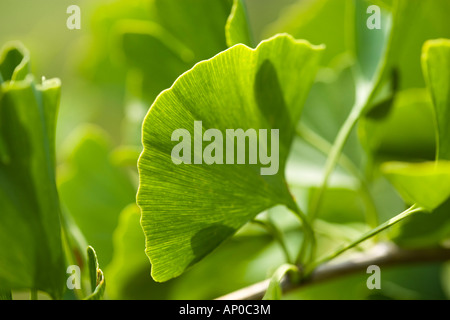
[308,106,363,222]
[296,124,378,228]
[288,200,316,266]
[306,204,424,274]
[252,218,293,264]
[262,264,300,300]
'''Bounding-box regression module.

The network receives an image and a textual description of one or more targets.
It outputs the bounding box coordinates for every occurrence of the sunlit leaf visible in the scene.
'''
[138,34,323,282]
[84,246,106,300]
[352,0,393,109]
[422,39,450,161]
[381,161,450,211]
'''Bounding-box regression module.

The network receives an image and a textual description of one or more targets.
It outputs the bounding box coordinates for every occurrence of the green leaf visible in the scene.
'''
[0,42,30,83]
[84,246,106,300]
[138,34,323,282]
[392,0,450,90]
[116,0,233,104]
[352,0,393,109]
[391,197,450,248]
[300,60,363,164]
[263,264,299,300]
[57,125,136,266]
[225,0,253,47]
[266,0,349,66]
[106,204,276,299]
[381,161,450,211]
[358,88,436,161]
[422,39,450,161]
[0,43,65,298]
[115,20,194,104]
[106,204,153,299]
[147,0,232,60]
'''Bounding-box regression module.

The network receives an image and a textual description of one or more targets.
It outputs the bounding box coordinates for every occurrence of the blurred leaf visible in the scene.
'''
[286,137,359,190]
[226,0,253,47]
[422,39,450,161]
[116,0,233,104]
[311,187,367,224]
[82,0,152,85]
[266,0,349,66]
[0,42,30,82]
[358,89,436,161]
[382,161,450,211]
[138,35,323,282]
[0,43,65,298]
[110,145,142,168]
[84,246,106,300]
[391,197,450,248]
[106,204,156,300]
[352,0,393,109]
[300,60,364,164]
[263,264,299,300]
[58,125,136,266]
[147,0,232,59]
[115,20,193,104]
[392,0,450,90]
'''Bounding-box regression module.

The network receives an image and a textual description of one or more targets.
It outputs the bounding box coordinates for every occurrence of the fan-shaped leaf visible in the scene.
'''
[138,34,323,282]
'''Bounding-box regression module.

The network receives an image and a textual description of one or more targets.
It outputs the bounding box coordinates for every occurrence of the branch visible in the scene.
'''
[216,243,450,300]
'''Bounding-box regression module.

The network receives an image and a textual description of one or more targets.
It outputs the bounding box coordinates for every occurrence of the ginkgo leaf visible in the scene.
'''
[381,161,450,211]
[84,246,106,300]
[225,0,253,47]
[422,39,450,161]
[138,34,323,282]
[0,43,65,298]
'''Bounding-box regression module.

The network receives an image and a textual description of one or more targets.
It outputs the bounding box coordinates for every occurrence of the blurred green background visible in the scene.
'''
[1,0,449,300]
